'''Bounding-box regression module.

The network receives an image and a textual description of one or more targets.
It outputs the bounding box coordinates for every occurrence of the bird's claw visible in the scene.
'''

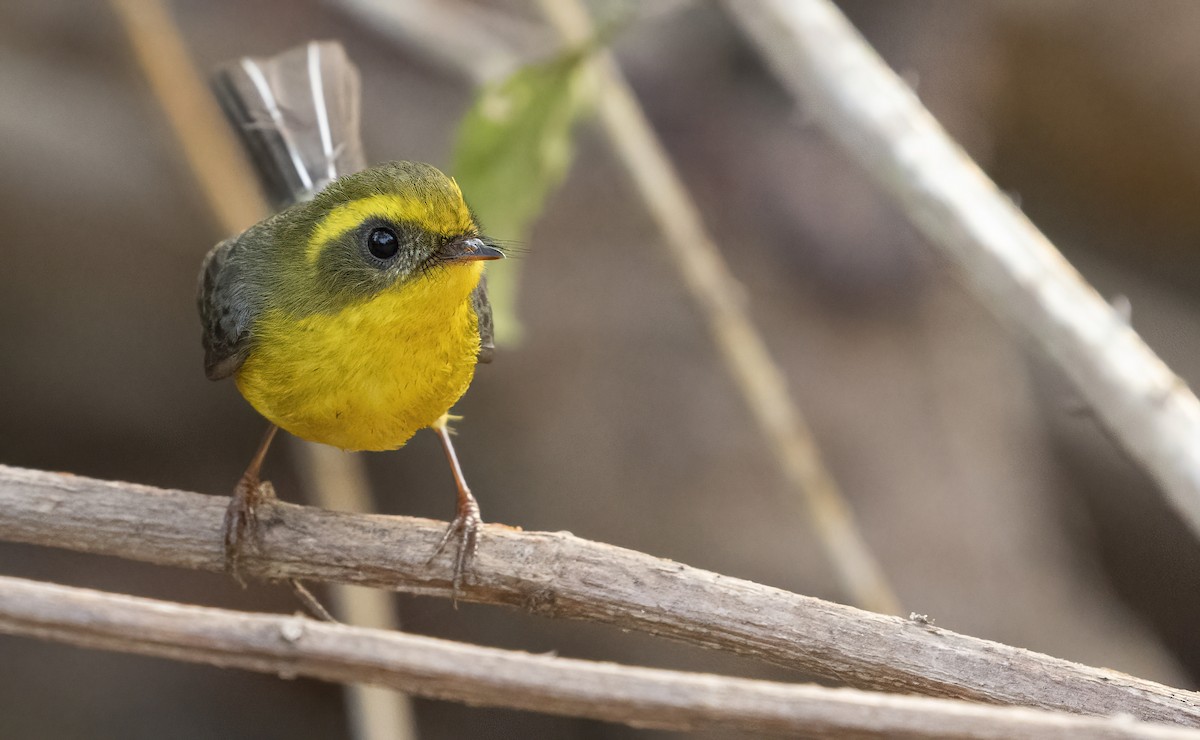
[223,476,275,586]
[428,497,482,602]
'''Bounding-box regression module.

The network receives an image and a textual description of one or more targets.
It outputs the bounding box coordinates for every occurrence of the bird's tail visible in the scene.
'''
[212,40,367,209]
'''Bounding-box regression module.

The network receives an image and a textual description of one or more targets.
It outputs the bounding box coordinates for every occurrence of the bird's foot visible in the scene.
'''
[223,474,276,586]
[427,493,482,602]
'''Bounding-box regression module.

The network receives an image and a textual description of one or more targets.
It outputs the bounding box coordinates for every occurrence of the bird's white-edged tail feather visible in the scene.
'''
[213,40,366,207]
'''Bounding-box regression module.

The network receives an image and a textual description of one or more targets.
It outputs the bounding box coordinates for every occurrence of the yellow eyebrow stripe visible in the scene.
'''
[305,193,473,264]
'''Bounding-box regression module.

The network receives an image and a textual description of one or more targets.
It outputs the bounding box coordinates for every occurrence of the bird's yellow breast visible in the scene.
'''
[235,263,483,451]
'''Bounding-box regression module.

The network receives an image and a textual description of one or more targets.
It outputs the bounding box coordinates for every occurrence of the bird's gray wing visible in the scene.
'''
[198,234,259,380]
[472,275,495,364]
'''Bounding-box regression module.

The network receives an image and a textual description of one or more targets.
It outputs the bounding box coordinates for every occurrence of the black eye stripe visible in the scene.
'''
[367,227,399,260]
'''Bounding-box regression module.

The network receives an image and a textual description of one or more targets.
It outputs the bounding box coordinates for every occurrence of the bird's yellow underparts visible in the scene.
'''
[199,161,503,595]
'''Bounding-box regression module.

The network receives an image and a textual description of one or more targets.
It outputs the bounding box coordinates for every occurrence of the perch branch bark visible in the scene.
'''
[724,0,1200,540]
[2,464,1199,727]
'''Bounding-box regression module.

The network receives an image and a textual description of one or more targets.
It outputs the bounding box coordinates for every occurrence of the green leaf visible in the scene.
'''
[452,45,597,344]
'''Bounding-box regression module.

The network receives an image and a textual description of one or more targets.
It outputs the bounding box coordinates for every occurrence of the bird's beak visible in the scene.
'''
[446,236,505,262]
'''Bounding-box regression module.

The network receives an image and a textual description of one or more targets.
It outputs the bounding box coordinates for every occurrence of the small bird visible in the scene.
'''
[198,160,503,591]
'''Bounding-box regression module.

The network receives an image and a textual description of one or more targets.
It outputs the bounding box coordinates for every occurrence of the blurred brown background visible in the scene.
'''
[3,1,1200,738]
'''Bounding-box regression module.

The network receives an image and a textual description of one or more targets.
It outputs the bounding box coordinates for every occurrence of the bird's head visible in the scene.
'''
[279,161,503,310]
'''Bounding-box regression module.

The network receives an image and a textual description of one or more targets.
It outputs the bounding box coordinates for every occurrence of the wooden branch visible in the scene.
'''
[723,0,1200,541]
[3,464,1199,727]
[3,577,1198,739]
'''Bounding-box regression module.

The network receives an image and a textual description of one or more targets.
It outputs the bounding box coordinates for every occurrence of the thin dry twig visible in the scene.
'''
[724,0,1200,542]
[3,464,1199,727]
[3,576,1198,740]
[532,0,901,616]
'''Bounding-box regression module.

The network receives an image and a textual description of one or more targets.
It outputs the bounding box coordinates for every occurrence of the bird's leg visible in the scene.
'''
[427,414,482,599]
[223,424,279,586]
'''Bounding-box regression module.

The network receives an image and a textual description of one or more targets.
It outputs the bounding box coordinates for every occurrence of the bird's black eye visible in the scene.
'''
[367,227,399,260]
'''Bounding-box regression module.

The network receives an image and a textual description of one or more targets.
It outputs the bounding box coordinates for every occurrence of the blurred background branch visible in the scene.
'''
[336,0,533,85]
[725,0,1200,544]
[4,464,1199,727]
[3,574,1197,740]
[107,0,262,233]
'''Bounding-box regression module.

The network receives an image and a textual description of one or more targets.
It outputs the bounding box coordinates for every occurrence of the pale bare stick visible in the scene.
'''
[723,0,1200,542]
[3,576,1199,739]
[3,464,1199,726]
